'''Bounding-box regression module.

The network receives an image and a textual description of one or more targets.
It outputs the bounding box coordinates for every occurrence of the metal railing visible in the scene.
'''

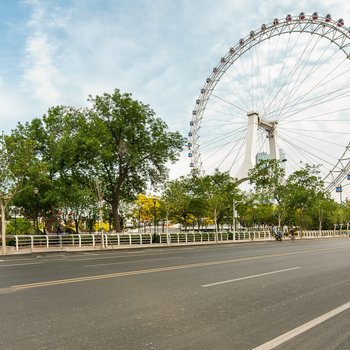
[2,229,349,253]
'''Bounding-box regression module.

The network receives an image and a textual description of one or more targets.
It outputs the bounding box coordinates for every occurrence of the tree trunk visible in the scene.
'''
[75,219,79,234]
[183,214,187,232]
[111,198,122,232]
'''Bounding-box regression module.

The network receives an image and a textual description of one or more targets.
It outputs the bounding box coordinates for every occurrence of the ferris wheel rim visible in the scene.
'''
[189,13,350,180]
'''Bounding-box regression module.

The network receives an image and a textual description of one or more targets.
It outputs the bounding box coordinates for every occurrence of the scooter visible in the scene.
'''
[273,229,283,241]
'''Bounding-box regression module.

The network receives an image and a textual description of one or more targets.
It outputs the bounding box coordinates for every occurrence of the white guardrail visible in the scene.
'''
[3,229,349,252]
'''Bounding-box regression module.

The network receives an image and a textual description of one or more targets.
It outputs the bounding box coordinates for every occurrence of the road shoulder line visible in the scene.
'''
[253,301,350,349]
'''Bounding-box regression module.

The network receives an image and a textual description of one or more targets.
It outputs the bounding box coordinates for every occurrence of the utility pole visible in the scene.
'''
[95,178,105,249]
[153,198,157,243]
[1,198,6,255]
[233,200,243,242]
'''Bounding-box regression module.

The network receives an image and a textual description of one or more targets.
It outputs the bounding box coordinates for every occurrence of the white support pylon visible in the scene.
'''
[235,111,278,181]
[235,111,259,181]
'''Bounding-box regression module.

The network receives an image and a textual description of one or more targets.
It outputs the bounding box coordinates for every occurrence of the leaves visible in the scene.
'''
[6,89,185,232]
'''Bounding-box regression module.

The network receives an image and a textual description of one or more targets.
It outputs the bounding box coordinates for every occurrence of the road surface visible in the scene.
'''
[1,238,350,349]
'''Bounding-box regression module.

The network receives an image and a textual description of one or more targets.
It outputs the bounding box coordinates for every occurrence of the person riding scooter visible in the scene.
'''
[272,227,283,241]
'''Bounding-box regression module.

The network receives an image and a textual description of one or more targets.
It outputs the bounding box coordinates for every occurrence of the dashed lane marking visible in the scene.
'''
[201,267,301,287]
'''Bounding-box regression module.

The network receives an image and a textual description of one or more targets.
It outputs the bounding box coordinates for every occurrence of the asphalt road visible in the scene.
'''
[1,238,350,350]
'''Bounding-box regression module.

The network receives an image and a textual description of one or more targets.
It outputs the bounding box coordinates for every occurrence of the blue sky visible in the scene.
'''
[0,0,349,179]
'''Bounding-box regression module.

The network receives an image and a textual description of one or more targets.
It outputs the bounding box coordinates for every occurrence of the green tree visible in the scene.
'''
[86,90,185,232]
[162,176,193,231]
[284,164,325,231]
[306,193,336,231]
[7,91,185,233]
[7,106,90,233]
[199,170,241,236]
[249,159,287,228]
[0,133,37,253]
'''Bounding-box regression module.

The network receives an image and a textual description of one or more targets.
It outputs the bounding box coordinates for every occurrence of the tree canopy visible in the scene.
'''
[6,89,185,232]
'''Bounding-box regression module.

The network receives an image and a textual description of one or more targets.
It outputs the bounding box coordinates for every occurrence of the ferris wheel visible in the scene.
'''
[188,12,350,190]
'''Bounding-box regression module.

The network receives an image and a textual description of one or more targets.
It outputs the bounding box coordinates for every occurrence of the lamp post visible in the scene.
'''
[277,158,287,229]
[33,187,39,234]
[232,200,243,242]
[12,207,17,235]
[153,198,156,242]
[14,207,17,234]
[138,205,141,234]
[1,197,6,255]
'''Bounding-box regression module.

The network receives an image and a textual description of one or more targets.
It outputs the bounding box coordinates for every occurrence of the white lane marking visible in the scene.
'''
[0,262,42,268]
[253,301,350,349]
[0,251,185,266]
[201,267,301,287]
[84,256,183,267]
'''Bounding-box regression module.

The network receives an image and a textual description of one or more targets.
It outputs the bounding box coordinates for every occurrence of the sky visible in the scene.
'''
[0,0,349,181]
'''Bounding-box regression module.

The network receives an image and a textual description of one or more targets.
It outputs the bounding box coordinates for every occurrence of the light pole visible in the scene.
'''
[33,187,39,234]
[1,197,7,255]
[10,206,18,235]
[232,200,243,242]
[153,198,157,242]
[14,207,17,235]
[138,205,141,234]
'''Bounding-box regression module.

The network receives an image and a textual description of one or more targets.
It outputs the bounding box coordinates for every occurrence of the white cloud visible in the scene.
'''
[21,1,67,105]
[23,32,65,103]
[1,0,350,180]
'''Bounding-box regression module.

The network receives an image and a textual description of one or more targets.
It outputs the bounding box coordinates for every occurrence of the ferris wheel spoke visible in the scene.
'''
[278,127,346,151]
[280,107,350,124]
[202,111,246,123]
[278,133,336,168]
[283,127,350,135]
[282,86,350,121]
[280,139,328,174]
[277,43,336,117]
[211,94,248,114]
[261,32,285,116]
[280,82,350,121]
[202,130,247,170]
[277,59,350,120]
[262,30,314,118]
[274,38,334,120]
[252,41,266,113]
[256,32,292,114]
[220,62,252,111]
[199,125,247,146]
[216,132,247,170]
[268,33,323,120]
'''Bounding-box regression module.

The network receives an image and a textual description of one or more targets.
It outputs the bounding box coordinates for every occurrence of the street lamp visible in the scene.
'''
[33,187,39,234]
[232,200,243,242]
[12,206,17,235]
[153,198,157,242]
[14,208,17,234]
[138,205,141,234]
